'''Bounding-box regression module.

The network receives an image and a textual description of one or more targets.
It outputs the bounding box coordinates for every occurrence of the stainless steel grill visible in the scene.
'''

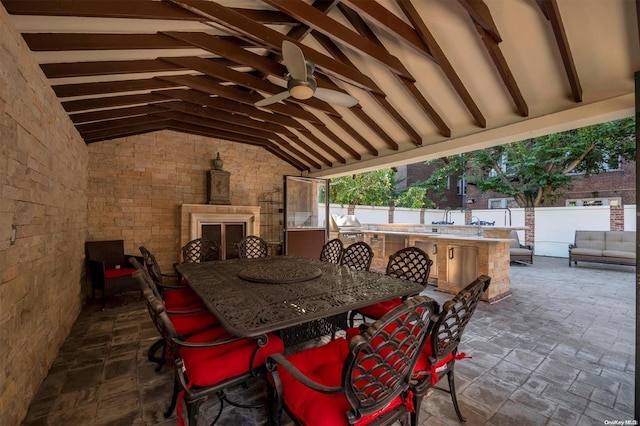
[330,214,364,244]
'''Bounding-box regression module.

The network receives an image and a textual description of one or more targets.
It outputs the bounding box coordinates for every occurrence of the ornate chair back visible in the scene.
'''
[386,246,433,286]
[237,235,268,259]
[410,275,491,424]
[182,238,219,263]
[340,241,374,271]
[139,246,165,287]
[319,238,343,264]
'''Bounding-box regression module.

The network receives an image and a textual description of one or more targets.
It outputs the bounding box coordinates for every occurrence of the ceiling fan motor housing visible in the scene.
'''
[288,75,317,100]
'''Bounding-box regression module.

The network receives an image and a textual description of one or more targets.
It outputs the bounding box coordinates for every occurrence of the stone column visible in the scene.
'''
[525,207,535,247]
[388,206,395,224]
[420,209,425,225]
[610,205,624,230]
[464,209,472,224]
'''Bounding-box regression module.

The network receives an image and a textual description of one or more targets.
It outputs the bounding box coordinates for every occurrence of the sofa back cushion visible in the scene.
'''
[604,231,635,253]
[574,231,606,250]
[509,231,521,248]
[85,240,125,268]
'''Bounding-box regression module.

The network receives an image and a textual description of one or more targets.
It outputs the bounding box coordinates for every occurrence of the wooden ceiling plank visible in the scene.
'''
[349,107,398,151]
[156,100,296,136]
[76,114,169,133]
[166,0,382,94]
[331,7,451,139]
[339,0,433,59]
[296,128,346,164]
[327,116,378,156]
[536,0,583,102]
[160,55,339,115]
[310,123,361,160]
[285,134,333,167]
[262,0,414,81]
[457,0,502,43]
[84,124,168,144]
[62,93,174,112]
[22,33,191,51]
[1,1,203,20]
[41,59,187,79]
[157,74,324,124]
[53,77,180,98]
[69,104,165,124]
[396,0,487,128]
[270,134,321,170]
[154,89,307,131]
[371,93,422,144]
[470,21,528,117]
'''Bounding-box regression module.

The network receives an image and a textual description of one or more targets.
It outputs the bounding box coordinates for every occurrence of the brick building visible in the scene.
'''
[398,159,636,210]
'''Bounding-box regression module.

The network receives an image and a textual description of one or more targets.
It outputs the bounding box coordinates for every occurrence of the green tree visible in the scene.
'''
[394,186,436,209]
[421,117,635,207]
[329,169,397,207]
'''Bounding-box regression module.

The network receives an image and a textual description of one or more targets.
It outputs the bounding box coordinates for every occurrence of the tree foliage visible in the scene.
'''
[422,117,635,207]
[329,169,397,206]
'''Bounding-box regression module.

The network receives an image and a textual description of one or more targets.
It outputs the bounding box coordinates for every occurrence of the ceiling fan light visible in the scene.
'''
[290,85,314,100]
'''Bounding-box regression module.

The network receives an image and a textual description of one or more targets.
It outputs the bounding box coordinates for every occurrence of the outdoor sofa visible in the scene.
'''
[510,230,533,264]
[568,230,635,267]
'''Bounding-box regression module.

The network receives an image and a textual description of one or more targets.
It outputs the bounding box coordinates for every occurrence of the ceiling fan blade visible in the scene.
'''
[255,91,291,107]
[314,88,359,107]
[282,40,307,81]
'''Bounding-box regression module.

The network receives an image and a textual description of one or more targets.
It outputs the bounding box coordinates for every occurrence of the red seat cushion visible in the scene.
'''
[104,267,136,279]
[357,298,403,320]
[169,311,219,336]
[273,337,404,426]
[164,288,203,310]
[180,328,284,387]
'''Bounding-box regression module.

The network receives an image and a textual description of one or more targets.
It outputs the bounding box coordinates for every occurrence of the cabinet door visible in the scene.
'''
[414,240,438,279]
[446,245,478,289]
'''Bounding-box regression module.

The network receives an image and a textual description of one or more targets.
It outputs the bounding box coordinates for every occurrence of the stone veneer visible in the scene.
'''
[0,5,89,425]
[87,131,297,273]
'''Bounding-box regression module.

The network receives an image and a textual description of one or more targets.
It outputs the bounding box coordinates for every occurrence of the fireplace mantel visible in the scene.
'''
[180,204,260,248]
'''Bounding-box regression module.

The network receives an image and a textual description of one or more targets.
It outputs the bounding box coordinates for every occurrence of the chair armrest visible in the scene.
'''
[568,244,576,250]
[266,353,343,395]
[166,307,205,315]
[125,255,143,267]
[87,259,107,284]
[171,335,244,348]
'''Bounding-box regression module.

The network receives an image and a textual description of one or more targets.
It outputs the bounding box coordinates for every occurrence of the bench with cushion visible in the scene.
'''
[510,230,533,264]
[569,230,635,267]
[85,240,140,308]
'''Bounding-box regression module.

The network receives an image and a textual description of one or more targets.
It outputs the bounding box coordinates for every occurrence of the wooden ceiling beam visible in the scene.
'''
[457,0,502,43]
[282,134,334,167]
[83,123,169,144]
[334,5,450,139]
[310,123,361,160]
[69,104,166,124]
[160,55,339,115]
[536,0,582,102]
[396,0,486,128]
[269,135,322,170]
[53,77,181,98]
[41,59,188,79]
[153,89,307,131]
[157,74,323,124]
[22,33,191,51]
[165,0,382,94]
[62,92,174,112]
[295,128,346,164]
[262,0,414,81]
[76,114,169,134]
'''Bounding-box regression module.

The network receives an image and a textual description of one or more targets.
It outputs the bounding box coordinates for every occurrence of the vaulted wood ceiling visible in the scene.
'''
[3,0,639,177]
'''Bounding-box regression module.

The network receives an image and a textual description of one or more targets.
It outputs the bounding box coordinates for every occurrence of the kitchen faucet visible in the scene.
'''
[471,216,482,236]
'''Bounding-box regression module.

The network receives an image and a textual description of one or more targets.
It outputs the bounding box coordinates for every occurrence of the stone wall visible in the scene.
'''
[0,5,89,425]
[87,131,298,272]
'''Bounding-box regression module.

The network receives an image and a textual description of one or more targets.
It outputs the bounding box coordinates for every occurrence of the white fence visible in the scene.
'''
[326,204,636,258]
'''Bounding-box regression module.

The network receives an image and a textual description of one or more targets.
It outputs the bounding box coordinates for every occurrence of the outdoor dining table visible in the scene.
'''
[175,256,424,339]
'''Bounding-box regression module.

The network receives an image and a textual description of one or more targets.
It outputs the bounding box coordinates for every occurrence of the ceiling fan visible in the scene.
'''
[255,41,359,108]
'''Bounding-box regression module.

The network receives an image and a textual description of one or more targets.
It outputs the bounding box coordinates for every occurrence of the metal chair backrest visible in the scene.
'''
[182,238,219,263]
[428,275,491,364]
[319,238,344,264]
[139,246,165,286]
[341,241,374,271]
[237,235,268,259]
[386,246,433,286]
[343,296,438,421]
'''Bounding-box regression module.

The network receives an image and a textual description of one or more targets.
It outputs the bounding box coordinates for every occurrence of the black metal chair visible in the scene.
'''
[340,241,374,271]
[349,246,432,327]
[182,238,219,263]
[237,235,268,259]
[409,275,491,425]
[319,238,343,264]
[133,270,285,426]
[266,296,438,426]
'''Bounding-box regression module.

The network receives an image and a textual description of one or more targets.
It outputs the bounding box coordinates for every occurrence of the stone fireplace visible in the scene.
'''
[180,204,260,259]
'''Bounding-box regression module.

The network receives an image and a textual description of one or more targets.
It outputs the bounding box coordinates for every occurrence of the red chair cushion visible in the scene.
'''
[164,288,202,310]
[104,267,136,279]
[169,311,219,336]
[180,328,284,387]
[357,297,403,320]
[274,337,404,426]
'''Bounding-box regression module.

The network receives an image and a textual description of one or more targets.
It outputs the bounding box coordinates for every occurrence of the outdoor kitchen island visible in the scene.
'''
[363,224,515,303]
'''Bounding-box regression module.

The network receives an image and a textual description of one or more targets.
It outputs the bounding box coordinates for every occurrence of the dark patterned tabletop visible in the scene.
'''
[176,256,423,337]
